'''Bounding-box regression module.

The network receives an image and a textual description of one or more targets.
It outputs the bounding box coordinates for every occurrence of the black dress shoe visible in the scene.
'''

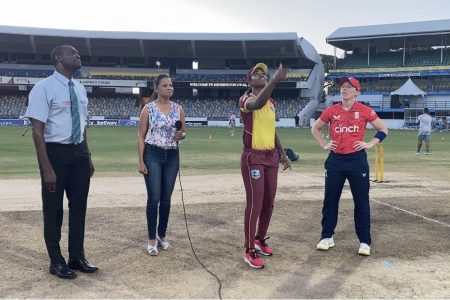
[68,258,99,273]
[49,263,77,279]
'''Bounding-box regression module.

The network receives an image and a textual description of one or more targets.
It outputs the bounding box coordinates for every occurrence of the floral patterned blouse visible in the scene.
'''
[144,101,181,148]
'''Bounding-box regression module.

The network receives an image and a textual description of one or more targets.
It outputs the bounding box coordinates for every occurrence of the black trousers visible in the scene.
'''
[40,142,91,264]
[321,150,371,245]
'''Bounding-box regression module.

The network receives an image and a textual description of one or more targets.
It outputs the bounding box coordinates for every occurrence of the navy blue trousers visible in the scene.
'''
[321,150,371,245]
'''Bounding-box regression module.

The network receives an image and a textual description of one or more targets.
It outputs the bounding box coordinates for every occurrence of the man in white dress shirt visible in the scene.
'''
[26,45,98,279]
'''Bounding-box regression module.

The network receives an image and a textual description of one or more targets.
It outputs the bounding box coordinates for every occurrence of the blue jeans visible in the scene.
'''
[143,144,179,240]
[321,150,371,245]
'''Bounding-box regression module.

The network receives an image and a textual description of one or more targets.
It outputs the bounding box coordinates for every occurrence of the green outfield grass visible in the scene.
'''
[0,126,449,179]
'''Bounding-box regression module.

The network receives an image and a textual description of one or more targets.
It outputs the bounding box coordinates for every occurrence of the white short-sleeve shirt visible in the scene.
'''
[25,70,88,144]
[417,113,432,135]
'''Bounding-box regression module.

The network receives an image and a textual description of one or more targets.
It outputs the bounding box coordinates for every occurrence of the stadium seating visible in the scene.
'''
[328,77,450,95]
[337,52,402,69]
[89,96,138,119]
[0,92,28,118]
[336,50,450,70]
[0,91,307,120]
[89,97,307,119]
[0,63,311,83]
[405,50,450,67]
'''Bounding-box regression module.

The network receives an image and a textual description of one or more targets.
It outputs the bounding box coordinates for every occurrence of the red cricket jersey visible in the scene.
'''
[320,101,378,154]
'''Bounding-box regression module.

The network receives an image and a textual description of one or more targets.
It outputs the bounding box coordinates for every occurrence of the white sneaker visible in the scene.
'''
[358,243,371,256]
[157,236,172,250]
[316,237,335,250]
[147,242,158,256]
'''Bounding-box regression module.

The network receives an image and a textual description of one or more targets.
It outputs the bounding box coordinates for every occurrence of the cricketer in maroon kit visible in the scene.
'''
[311,77,388,256]
[240,63,291,269]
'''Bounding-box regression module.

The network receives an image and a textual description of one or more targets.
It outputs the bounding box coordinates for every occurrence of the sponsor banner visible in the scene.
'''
[9,77,148,87]
[378,72,421,78]
[89,118,208,127]
[185,117,207,126]
[89,116,105,120]
[118,120,139,126]
[79,79,147,87]
[13,77,42,85]
[178,81,300,89]
[0,117,298,128]
[0,76,14,84]
[189,82,248,88]
[186,117,207,122]
[89,119,208,127]
[89,119,119,126]
[0,119,23,126]
[186,120,208,126]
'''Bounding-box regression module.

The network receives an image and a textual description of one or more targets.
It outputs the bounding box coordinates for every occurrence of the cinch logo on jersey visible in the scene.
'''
[334,124,360,133]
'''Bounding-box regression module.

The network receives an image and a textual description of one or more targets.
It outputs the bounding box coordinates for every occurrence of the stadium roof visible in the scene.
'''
[0,25,298,41]
[327,19,450,51]
[0,25,303,59]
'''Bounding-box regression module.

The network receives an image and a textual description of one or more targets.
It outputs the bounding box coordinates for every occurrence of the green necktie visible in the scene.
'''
[68,80,82,144]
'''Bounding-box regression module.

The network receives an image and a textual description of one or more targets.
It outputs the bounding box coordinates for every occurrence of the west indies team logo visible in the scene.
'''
[251,169,261,179]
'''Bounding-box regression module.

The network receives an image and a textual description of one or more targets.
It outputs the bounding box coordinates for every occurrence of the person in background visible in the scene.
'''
[294,112,300,128]
[138,88,154,112]
[311,77,388,256]
[240,63,291,269]
[228,111,236,136]
[416,107,433,155]
[19,115,30,136]
[25,45,98,279]
[137,74,186,256]
[435,117,444,132]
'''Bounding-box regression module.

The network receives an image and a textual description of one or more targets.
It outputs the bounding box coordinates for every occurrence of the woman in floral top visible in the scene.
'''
[137,74,186,256]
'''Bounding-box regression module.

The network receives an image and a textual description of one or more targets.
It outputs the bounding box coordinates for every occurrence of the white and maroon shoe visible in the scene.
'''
[255,237,273,256]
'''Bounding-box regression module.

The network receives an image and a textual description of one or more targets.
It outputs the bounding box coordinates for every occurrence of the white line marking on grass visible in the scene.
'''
[372,198,450,229]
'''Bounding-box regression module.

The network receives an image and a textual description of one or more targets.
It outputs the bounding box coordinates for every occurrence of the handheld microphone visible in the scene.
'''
[175,120,183,147]
[175,120,182,131]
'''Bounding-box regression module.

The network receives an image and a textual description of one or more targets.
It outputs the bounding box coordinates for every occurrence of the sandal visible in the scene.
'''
[147,242,159,256]
[157,236,172,250]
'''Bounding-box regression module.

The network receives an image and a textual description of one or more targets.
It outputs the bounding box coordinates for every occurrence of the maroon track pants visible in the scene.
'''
[241,148,279,250]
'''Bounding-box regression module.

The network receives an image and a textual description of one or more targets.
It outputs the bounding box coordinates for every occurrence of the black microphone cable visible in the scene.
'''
[176,141,223,299]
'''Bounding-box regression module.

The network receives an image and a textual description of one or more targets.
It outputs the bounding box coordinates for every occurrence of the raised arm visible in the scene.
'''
[245,64,288,111]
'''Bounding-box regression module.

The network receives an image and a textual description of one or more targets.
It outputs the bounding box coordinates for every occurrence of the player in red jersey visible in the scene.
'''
[311,77,388,256]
